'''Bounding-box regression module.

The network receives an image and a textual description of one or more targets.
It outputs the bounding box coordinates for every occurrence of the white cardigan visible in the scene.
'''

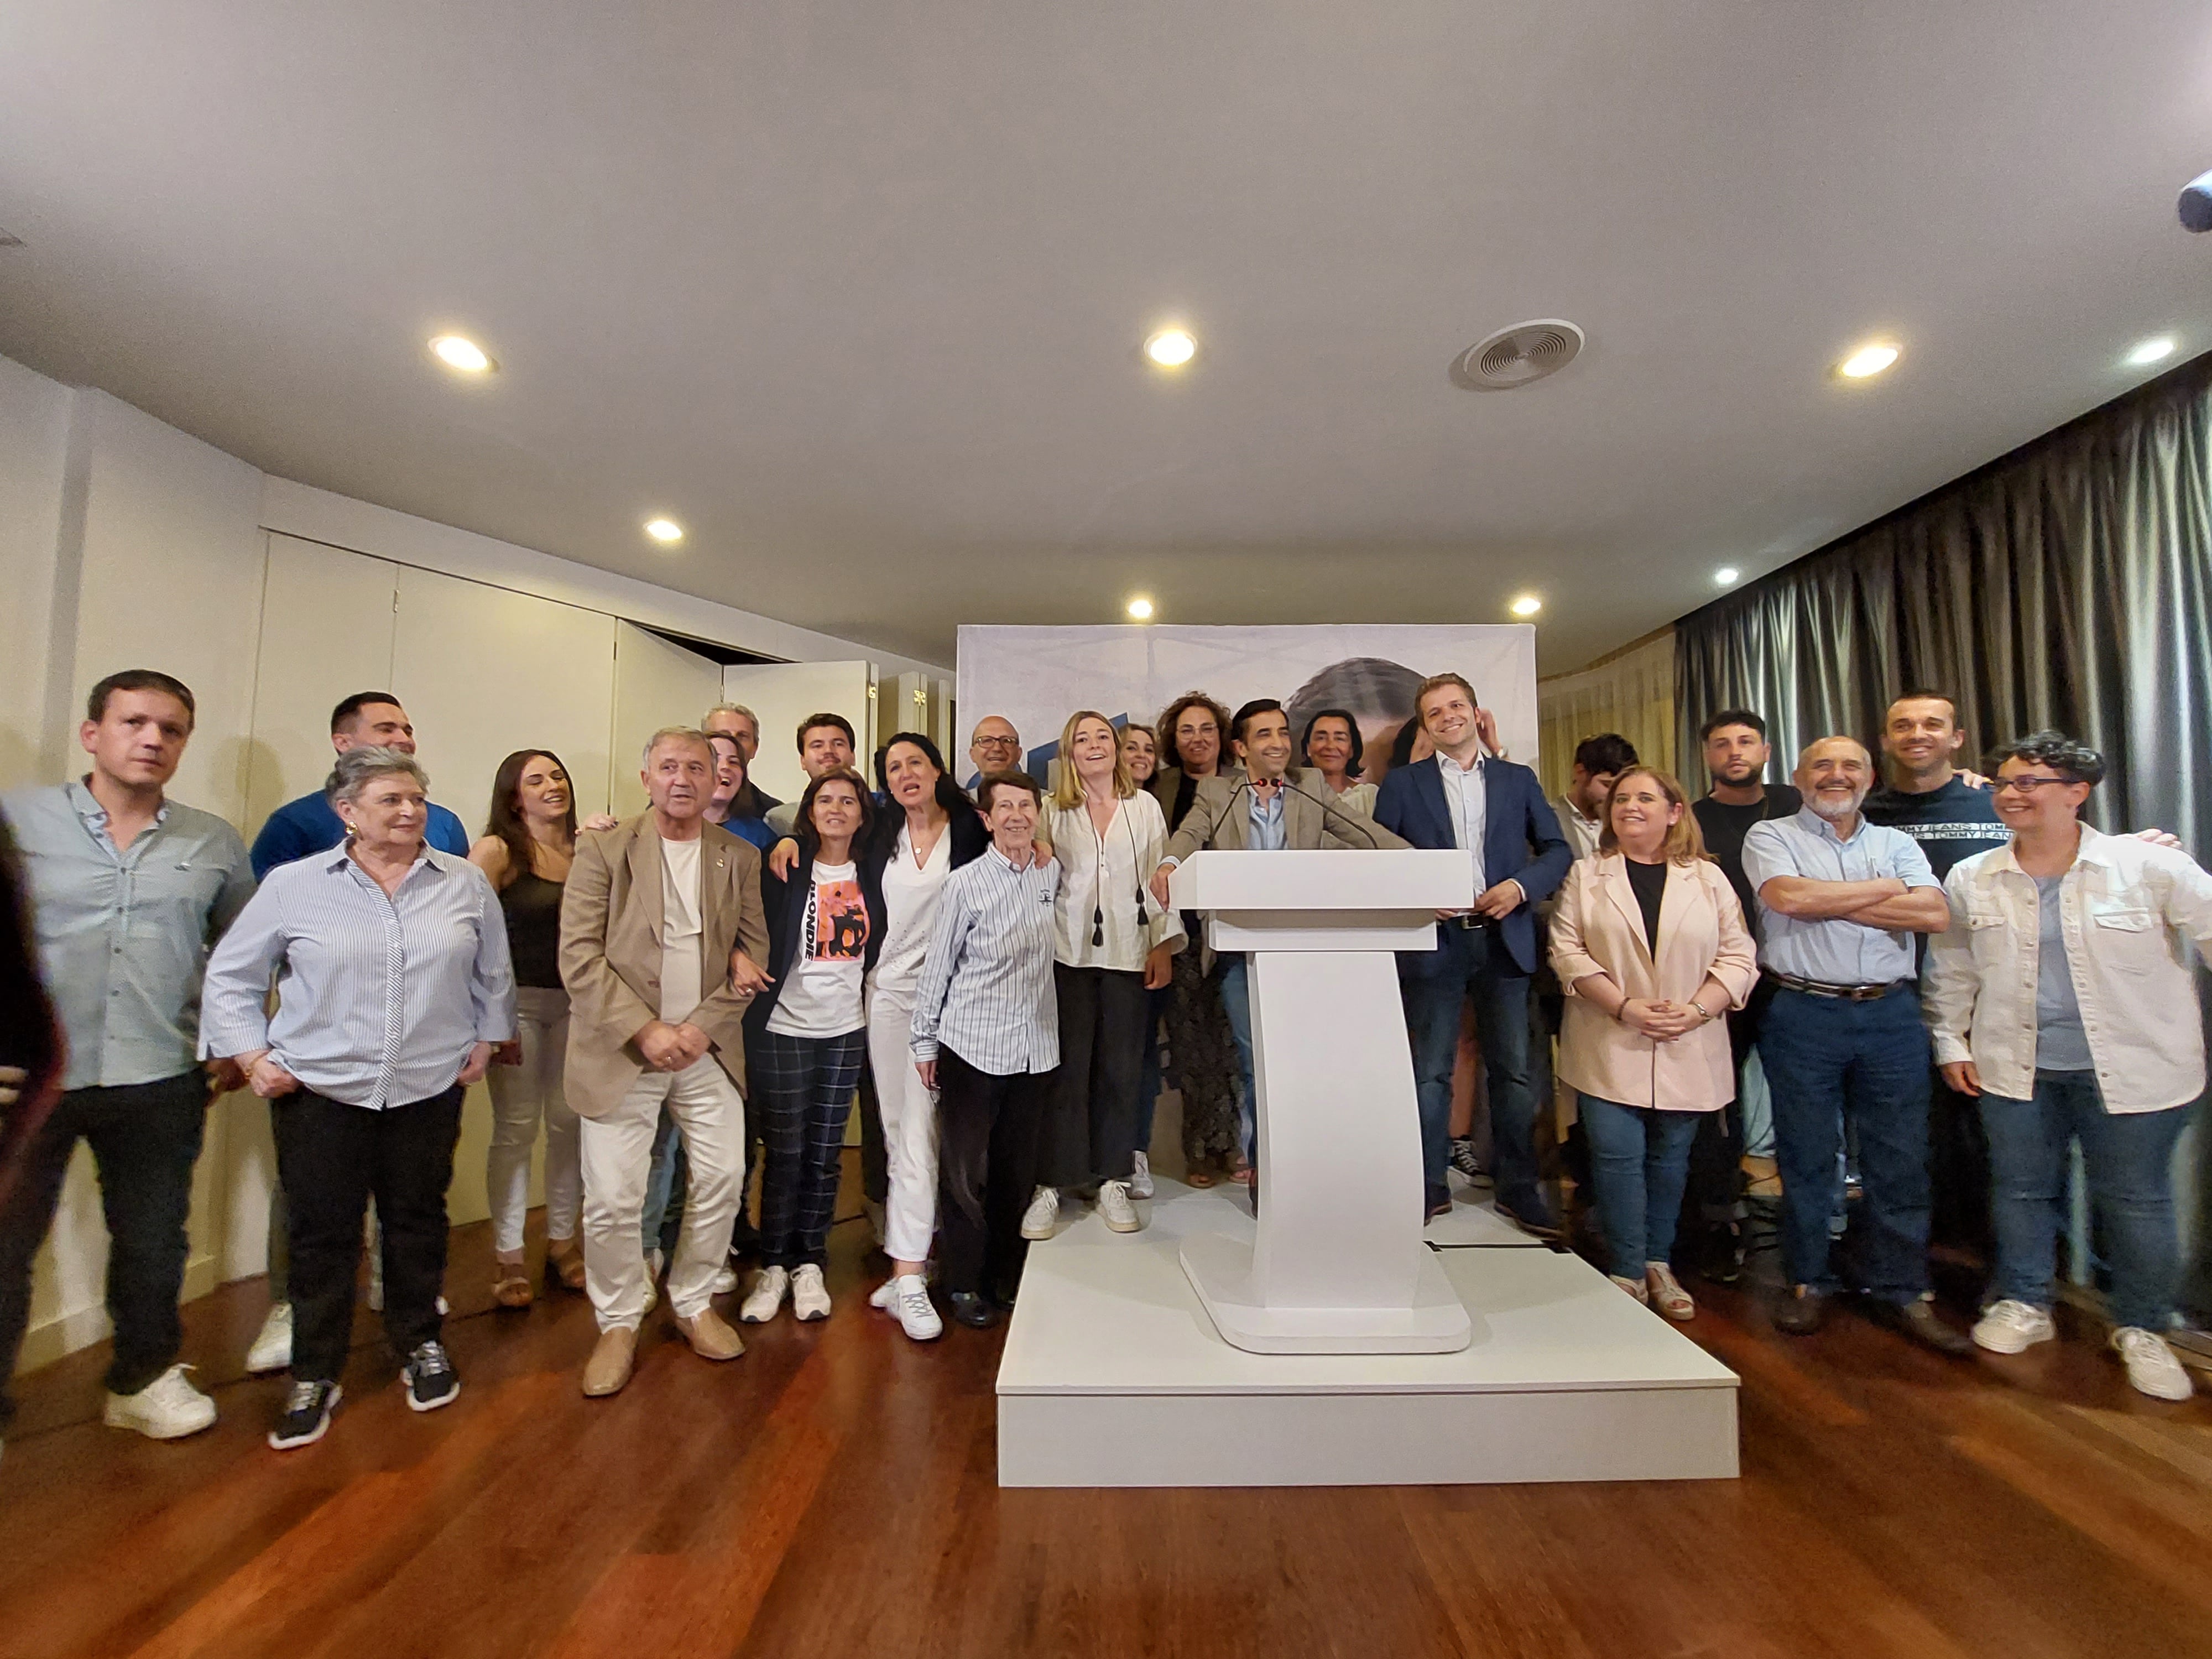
[1924,825,2212,1113]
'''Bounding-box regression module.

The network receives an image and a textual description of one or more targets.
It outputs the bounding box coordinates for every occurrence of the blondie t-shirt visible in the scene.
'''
[766,860,869,1037]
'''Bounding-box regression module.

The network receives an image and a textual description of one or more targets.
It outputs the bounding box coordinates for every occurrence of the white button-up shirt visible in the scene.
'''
[1924,825,2212,1113]
[1045,792,1185,972]
[1436,750,1488,899]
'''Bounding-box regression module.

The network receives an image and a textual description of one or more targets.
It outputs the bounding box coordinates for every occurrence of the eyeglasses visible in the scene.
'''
[1991,774,2075,794]
[973,736,1019,752]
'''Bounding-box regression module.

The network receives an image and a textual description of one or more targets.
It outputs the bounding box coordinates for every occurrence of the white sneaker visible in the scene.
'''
[103,1364,217,1441]
[1973,1299,2056,1355]
[247,1302,293,1375]
[740,1265,789,1324]
[1097,1179,1142,1234]
[710,1264,740,1296]
[1019,1185,1060,1241]
[791,1264,832,1322]
[2114,1327,2195,1401]
[870,1272,943,1340]
[1128,1151,1155,1201]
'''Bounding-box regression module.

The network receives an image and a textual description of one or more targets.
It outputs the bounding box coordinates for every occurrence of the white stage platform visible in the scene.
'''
[996,1178,1740,1488]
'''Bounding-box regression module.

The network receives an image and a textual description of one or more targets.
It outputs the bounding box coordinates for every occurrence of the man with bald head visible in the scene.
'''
[1740,736,1969,1355]
[966,716,1022,789]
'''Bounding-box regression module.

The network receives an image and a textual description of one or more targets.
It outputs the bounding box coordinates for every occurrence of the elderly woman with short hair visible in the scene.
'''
[204,747,516,1450]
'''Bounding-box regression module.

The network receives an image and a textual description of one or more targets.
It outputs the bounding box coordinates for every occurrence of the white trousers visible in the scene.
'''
[578,1055,743,1329]
[865,985,940,1264]
[486,987,582,1255]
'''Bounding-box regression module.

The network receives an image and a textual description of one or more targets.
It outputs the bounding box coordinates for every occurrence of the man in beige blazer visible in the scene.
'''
[562,728,770,1396]
[1147,699,1405,1173]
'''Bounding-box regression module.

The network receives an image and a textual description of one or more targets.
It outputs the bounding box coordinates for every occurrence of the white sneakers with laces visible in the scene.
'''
[2113,1327,2195,1400]
[740,1265,789,1324]
[103,1364,217,1440]
[246,1302,293,1375]
[1096,1179,1142,1233]
[1128,1151,1155,1201]
[791,1264,832,1321]
[1971,1300,2056,1354]
[1019,1185,1060,1240]
[870,1273,943,1340]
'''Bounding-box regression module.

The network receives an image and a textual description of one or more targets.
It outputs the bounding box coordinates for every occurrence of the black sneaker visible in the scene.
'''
[1448,1138,1488,1182]
[948,1291,999,1329]
[403,1341,461,1413]
[1695,1222,1745,1285]
[269,1379,342,1449]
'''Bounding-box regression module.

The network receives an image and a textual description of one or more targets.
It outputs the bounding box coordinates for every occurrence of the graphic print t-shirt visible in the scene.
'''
[766,860,870,1037]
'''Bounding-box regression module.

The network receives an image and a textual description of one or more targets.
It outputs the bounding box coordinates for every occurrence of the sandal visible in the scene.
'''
[1186,1166,1218,1188]
[546,1239,587,1292]
[493,1261,534,1309]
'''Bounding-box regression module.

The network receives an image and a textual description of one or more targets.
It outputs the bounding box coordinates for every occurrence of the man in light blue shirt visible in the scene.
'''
[0,670,254,1445]
[1740,736,1965,1353]
[248,692,470,879]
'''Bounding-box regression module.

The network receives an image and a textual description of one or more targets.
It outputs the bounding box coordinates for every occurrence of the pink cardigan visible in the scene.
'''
[1548,853,1758,1112]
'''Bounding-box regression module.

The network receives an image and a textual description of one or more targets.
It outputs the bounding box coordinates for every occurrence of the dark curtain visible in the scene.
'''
[1675,351,2212,1320]
[1677,351,2212,846]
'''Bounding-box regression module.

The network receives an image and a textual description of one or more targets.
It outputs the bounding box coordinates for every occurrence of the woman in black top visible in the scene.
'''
[469,750,586,1306]
[0,812,62,1214]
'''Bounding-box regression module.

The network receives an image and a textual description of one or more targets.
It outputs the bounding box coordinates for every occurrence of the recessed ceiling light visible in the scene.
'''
[1714,567,1741,586]
[1837,342,1900,380]
[1509,595,1542,618]
[1125,596,1155,620]
[644,517,684,545]
[429,333,494,373]
[2126,335,2176,368]
[1144,328,1197,369]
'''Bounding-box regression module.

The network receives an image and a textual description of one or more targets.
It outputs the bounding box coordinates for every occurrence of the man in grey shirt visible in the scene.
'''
[1740,736,1966,1355]
[0,670,255,1444]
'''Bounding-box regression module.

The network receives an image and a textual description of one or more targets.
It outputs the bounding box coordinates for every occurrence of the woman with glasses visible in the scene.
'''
[1024,713,1182,1239]
[1927,732,2212,1400]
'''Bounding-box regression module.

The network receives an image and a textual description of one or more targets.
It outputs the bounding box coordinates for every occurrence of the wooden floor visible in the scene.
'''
[6,1156,2211,1659]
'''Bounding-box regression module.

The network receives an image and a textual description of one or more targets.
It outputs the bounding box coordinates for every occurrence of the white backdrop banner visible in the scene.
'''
[954,624,1538,783]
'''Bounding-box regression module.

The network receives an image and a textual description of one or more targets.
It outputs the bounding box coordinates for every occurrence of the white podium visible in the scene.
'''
[1168,848,1474,1354]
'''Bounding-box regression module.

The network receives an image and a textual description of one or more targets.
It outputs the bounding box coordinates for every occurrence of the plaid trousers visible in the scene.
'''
[752,1027,867,1269]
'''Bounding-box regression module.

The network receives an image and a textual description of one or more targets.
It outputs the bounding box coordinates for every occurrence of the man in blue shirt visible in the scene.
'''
[249,692,471,879]
[1374,674,1571,1232]
[0,670,255,1446]
[1741,735,1969,1354]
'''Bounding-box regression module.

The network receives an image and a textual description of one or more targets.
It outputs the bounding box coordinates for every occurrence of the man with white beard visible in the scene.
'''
[1740,737,1971,1356]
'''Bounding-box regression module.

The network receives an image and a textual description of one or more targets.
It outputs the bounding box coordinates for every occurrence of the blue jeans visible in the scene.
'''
[640,1107,685,1255]
[1758,985,1930,1304]
[1579,1094,1700,1276]
[1980,1072,2190,1331]
[1218,954,1256,1162]
[1402,925,1541,1217]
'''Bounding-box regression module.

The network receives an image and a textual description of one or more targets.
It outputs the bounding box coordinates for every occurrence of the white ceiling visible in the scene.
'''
[2,3,2208,672]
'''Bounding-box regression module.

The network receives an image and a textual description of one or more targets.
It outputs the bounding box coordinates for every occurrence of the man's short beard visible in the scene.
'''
[1807,787,1867,823]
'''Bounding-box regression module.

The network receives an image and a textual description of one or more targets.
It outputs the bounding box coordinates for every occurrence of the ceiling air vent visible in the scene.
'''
[1451,319,1584,391]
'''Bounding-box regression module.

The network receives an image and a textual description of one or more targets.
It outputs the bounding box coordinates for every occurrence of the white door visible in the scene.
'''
[609,623,725,818]
[721,660,874,802]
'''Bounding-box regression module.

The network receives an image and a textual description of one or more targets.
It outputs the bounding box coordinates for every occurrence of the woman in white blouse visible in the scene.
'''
[1024,712,1184,1238]
[1926,732,2212,1401]
[861,733,988,1340]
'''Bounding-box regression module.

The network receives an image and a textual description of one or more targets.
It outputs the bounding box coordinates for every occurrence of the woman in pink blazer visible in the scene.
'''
[1550,768,1757,1319]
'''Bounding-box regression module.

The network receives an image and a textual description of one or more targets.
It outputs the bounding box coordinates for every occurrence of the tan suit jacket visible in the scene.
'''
[558,815,770,1119]
[1162,769,1406,968]
[1548,853,1757,1112]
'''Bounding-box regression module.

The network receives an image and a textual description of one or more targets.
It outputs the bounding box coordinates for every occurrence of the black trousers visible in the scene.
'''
[1041,963,1149,1188]
[1682,978,1772,1230]
[0,1072,208,1420]
[274,1084,463,1383]
[935,1047,1053,1296]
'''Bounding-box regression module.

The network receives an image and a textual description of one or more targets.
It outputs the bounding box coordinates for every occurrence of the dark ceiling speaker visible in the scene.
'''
[1450,320,1585,390]
[2180,168,2212,233]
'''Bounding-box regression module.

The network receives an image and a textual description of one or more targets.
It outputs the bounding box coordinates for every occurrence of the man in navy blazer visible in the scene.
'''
[1374,673,1572,1230]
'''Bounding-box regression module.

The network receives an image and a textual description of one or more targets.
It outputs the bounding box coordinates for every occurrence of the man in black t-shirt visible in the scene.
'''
[1682,708,1801,1281]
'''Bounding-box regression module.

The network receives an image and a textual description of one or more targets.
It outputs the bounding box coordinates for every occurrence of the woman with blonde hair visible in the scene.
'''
[1550,767,1756,1319]
[1022,712,1182,1238]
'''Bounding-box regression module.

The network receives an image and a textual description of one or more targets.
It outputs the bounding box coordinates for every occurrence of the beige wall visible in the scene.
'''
[0,349,949,1375]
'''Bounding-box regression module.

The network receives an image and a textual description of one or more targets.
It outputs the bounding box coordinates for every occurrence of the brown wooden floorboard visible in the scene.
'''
[3,1152,2209,1659]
